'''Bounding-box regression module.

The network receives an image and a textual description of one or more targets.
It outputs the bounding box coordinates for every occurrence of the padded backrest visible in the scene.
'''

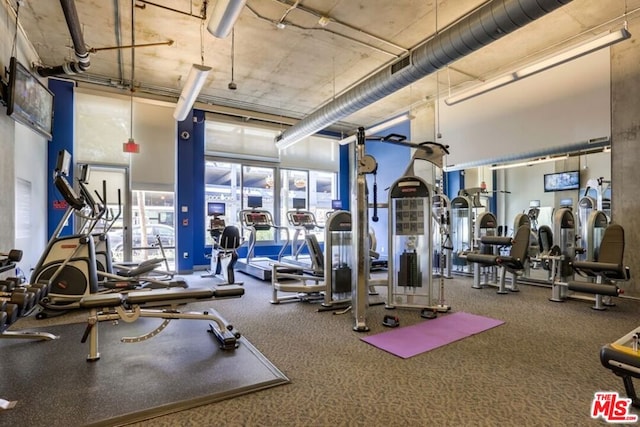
[596,224,624,265]
[538,225,553,253]
[220,226,242,250]
[510,225,530,260]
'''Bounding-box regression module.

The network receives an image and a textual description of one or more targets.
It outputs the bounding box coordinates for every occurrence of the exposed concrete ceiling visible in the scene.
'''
[11,0,640,135]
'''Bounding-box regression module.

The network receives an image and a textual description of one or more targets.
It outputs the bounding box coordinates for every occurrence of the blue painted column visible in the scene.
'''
[47,79,75,238]
[175,109,206,273]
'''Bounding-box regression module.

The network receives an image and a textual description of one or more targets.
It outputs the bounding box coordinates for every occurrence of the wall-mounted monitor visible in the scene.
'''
[6,57,54,140]
[207,202,225,216]
[331,199,342,210]
[544,170,580,192]
[292,197,306,210]
[247,195,262,209]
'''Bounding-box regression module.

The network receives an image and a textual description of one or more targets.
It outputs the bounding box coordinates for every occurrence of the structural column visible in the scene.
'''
[611,20,640,296]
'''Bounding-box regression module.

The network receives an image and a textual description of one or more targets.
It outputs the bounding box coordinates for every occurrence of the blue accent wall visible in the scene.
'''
[364,119,411,258]
[339,144,350,210]
[175,109,202,273]
[47,79,75,238]
[445,170,464,201]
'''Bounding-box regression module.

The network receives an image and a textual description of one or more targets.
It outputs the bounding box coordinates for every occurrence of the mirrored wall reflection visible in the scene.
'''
[462,149,611,283]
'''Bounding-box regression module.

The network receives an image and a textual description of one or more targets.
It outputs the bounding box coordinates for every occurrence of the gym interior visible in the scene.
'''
[1,0,640,425]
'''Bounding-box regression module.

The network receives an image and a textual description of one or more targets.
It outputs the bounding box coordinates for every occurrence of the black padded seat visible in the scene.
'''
[218,226,242,250]
[79,293,125,308]
[570,224,629,281]
[466,225,530,270]
[79,285,245,308]
[568,224,629,298]
[116,258,164,277]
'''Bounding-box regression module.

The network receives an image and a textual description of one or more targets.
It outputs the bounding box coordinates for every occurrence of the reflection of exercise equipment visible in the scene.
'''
[236,196,290,281]
[203,202,243,286]
[450,195,473,272]
[466,220,529,294]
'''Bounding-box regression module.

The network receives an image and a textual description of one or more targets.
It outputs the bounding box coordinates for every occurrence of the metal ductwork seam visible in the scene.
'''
[37,0,90,77]
[275,0,573,147]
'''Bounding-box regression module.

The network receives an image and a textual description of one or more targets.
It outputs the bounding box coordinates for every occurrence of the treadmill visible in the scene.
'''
[235,196,290,281]
[280,198,324,275]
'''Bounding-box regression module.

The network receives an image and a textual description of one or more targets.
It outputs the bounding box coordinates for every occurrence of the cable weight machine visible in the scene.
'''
[350,127,450,331]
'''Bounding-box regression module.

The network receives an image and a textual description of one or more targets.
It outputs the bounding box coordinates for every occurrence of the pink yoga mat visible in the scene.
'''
[361,312,504,359]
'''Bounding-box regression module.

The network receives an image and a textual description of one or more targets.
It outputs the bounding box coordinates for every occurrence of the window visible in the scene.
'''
[204,117,339,248]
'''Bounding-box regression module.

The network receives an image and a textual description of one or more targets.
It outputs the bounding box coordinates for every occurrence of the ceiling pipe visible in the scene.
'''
[275,0,574,148]
[37,0,91,77]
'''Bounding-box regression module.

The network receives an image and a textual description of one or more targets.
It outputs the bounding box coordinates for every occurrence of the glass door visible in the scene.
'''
[77,164,131,264]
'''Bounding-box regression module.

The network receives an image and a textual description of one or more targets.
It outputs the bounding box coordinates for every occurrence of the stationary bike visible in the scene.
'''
[203,202,243,286]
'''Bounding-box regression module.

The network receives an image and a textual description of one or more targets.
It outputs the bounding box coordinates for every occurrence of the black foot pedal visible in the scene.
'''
[420,309,438,319]
[382,315,400,328]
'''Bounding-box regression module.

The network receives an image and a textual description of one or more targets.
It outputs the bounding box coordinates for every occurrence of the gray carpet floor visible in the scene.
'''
[6,270,640,426]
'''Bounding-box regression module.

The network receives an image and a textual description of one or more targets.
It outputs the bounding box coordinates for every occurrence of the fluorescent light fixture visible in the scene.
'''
[207,0,247,39]
[489,155,569,170]
[338,113,415,146]
[445,28,631,106]
[173,64,212,122]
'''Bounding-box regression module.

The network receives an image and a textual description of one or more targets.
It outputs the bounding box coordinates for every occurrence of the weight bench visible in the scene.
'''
[600,326,640,408]
[78,285,244,361]
[567,224,629,310]
[465,225,530,294]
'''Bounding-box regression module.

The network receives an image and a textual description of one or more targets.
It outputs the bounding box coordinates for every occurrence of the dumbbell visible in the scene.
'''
[1,300,19,326]
[0,290,36,317]
[0,249,23,267]
[0,279,47,303]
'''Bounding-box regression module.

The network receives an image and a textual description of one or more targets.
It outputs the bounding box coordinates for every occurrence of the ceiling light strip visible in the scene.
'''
[445,28,631,106]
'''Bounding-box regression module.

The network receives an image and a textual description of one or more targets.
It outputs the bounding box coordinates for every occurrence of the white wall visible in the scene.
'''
[14,124,48,273]
[1,2,48,272]
[439,48,611,168]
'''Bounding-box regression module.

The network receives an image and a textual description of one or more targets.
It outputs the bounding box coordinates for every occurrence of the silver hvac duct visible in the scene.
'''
[37,0,90,77]
[275,0,574,147]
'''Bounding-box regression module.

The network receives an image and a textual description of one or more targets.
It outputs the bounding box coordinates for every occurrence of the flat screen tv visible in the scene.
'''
[6,56,54,139]
[247,195,262,209]
[331,199,342,210]
[544,170,580,192]
[292,197,306,210]
[207,202,225,216]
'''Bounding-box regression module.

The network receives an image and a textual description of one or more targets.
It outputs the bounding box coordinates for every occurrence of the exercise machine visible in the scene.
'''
[77,284,244,360]
[33,151,186,319]
[432,193,453,279]
[270,209,352,305]
[600,326,640,408]
[450,194,475,273]
[236,196,291,281]
[465,224,530,294]
[547,208,627,309]
[280,198,324,275]
[385,175,435,310]
[202,201,243,285]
